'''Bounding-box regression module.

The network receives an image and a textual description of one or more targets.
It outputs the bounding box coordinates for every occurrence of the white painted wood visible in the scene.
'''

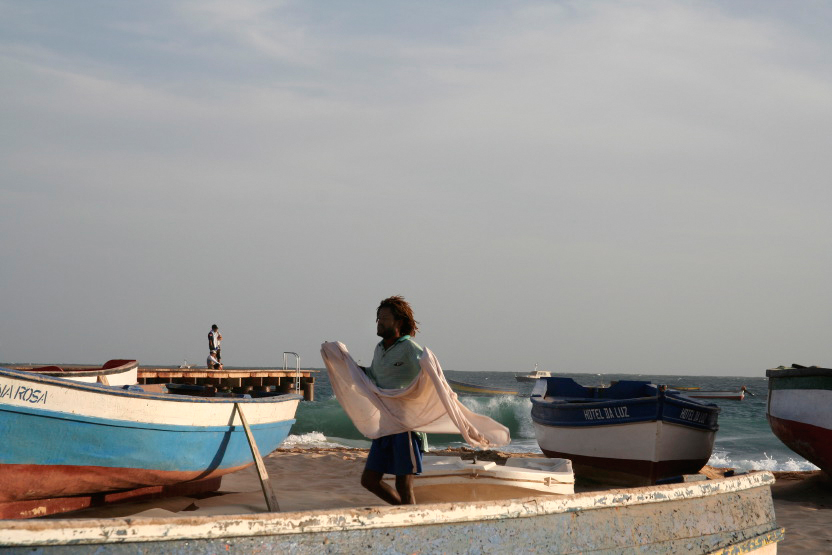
[0,373,299,427]
[533,420,715,462]
[769,389,832,430]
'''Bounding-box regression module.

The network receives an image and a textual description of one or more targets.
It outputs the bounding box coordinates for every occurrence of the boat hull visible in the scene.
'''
[0,366,300,502]
[0,472,781,554]
[533,420,715,485]
[766,366,832,474]
[384,456,574,502]
[531,378,719,485]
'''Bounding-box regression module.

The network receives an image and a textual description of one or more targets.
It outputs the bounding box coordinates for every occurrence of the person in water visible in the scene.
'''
[359,295,426,505]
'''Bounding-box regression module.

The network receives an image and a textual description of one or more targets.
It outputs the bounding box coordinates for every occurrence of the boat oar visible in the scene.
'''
[235,403,280,512]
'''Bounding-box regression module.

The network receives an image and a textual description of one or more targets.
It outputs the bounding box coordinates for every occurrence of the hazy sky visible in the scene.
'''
[2,1,831,376]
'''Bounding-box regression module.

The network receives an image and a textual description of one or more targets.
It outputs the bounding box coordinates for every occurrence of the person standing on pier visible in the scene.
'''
[208,324,222,363]
[359,295,427,505]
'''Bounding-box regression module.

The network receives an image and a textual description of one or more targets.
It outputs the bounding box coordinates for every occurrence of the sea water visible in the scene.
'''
[284,370,818,473]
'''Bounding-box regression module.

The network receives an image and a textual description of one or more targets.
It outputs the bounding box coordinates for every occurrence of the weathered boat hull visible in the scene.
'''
[384,456,574,502]
[766,365,832,475]
[531,378,719,485]
[0,472,781,554]
[0,366,300,503]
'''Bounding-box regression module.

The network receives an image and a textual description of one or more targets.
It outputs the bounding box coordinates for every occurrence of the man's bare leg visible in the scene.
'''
[395,474,415,505]
[361,469,402,505]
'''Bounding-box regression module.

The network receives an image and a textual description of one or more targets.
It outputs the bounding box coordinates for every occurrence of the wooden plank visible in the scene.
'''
[0,478,222,520]
[235,403,280,512]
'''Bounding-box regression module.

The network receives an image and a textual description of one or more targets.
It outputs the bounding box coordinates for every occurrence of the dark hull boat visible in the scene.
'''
[530,378,720,485]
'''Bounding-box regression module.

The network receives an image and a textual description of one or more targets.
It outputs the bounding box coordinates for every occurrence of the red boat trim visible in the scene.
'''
[767,414,831,474]
[0,477,221,519]
[0,462,250,503]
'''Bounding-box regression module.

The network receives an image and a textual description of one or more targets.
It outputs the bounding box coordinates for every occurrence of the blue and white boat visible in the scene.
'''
[0,365,301,507]
[530,378,720,485]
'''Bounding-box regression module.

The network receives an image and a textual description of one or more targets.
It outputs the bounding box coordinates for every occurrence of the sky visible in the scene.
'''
[1,1,831,376]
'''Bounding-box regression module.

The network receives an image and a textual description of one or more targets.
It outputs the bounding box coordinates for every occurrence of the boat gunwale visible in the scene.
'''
[15,360,139,378]
[0,366,303,406]
[530,390,720,432]
[766,366,832,379]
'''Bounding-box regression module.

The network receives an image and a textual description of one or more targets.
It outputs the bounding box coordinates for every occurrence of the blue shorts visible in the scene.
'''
[365,432,423,476]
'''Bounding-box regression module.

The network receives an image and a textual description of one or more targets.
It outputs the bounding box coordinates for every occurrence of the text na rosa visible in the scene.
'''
[0,384,49,404]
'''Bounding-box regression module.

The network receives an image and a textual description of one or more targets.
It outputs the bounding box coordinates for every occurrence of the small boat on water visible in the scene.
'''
[679,386,750,401]
[530,377,720,485]
[514,364,552,382]
[766,364,832,475]
[12,359,138,386]
[0,365,301,515]
[446,378,518,396]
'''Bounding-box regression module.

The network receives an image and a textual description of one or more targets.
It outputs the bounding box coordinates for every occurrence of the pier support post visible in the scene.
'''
[302,378,315,402]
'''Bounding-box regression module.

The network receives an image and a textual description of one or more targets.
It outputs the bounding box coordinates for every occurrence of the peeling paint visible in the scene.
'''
[0,472,780,554]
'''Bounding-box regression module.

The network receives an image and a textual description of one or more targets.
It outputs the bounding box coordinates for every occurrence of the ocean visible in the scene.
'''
[285,370,818,473]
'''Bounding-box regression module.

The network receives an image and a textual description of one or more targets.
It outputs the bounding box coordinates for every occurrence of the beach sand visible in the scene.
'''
[48,448,832,553]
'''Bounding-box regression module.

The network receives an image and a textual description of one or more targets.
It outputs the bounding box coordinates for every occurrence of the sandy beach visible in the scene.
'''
[48,447,831,553]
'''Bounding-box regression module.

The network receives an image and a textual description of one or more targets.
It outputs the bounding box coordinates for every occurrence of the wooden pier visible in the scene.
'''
[138,367,317,401]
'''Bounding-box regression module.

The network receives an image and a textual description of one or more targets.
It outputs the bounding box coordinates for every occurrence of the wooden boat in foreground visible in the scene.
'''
[0,471,781,553]
[530,378,720,485]
[766,364,832,475]
[0,365,301,514]
[12,359,139,386]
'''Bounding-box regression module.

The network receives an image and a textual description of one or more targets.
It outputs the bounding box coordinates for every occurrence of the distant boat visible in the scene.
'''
[531,377,720,485]
[515,364,552,383]
[0,365,301,512]
[766,364,832,476]
[14,359,138,386]
[446,378,519,396]
[678,386,750,401]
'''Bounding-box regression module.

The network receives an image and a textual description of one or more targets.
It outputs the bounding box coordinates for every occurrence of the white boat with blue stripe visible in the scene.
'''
[530,378,720,485]
[0,365,301,505]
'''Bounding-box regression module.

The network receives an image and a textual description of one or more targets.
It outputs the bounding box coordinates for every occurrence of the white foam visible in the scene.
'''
[708,450,819,472]
[281,432,346,448]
